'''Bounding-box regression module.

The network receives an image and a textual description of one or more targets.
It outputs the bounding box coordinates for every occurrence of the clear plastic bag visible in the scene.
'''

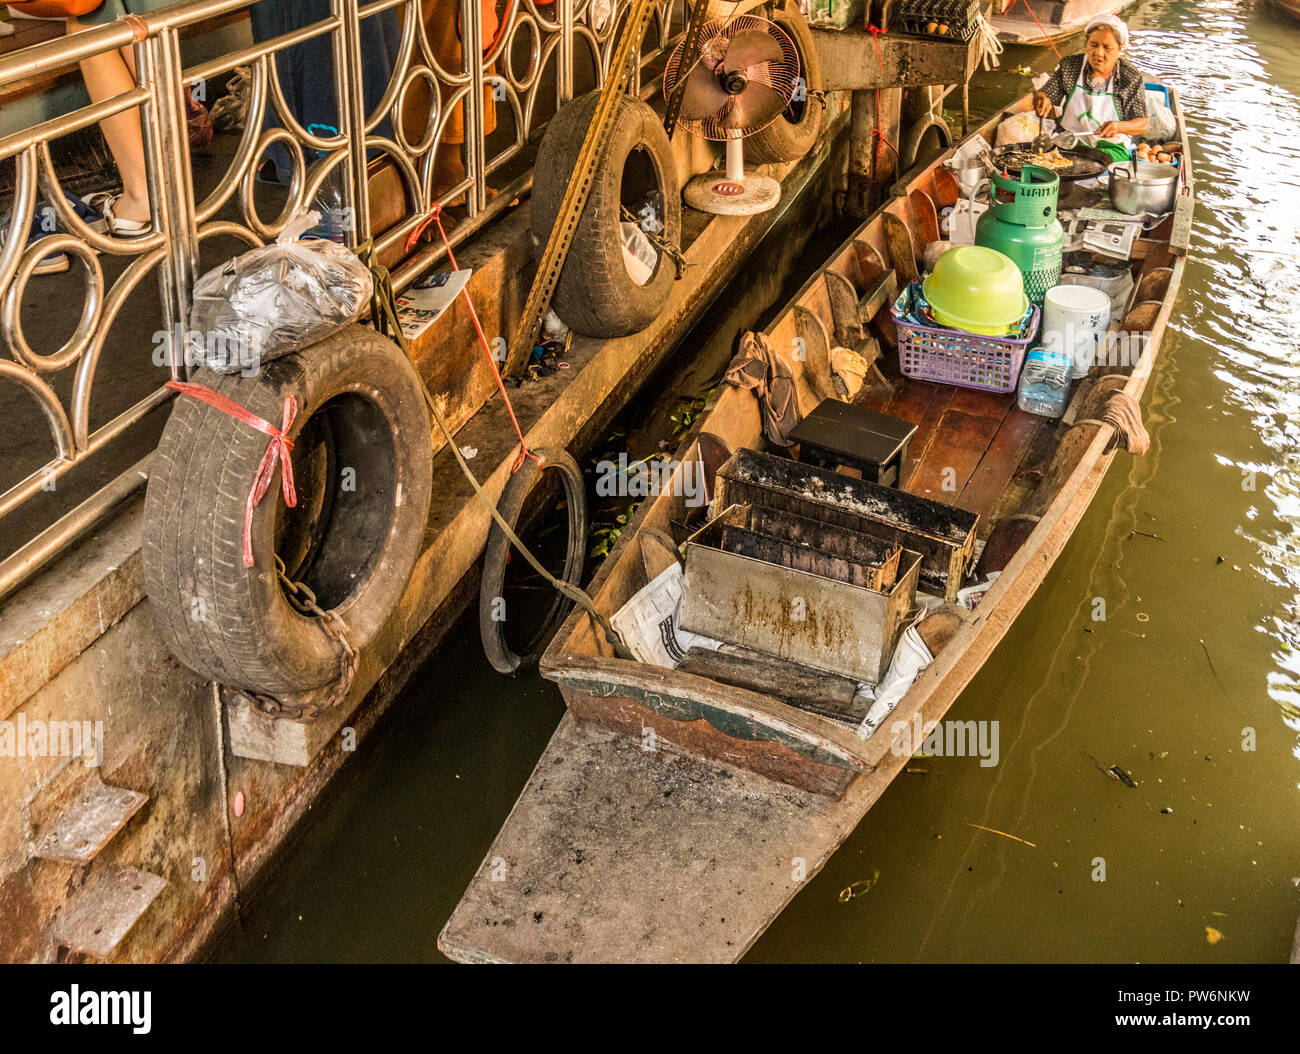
[188,210,373,374]
[619,221,658,287]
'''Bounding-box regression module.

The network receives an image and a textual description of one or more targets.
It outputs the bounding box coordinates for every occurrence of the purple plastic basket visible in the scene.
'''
[891,297,1040,394]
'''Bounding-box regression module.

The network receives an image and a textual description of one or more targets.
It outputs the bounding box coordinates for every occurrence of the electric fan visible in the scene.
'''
[663,15,800,215]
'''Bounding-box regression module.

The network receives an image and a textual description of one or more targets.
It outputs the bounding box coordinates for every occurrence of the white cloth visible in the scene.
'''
[1084,13,1129,47]
[1061,58,1131,148]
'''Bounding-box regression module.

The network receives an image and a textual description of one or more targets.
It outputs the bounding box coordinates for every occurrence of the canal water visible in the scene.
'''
[214,0,1300,963]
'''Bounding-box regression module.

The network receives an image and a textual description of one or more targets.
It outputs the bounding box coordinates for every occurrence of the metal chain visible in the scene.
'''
[245,555,359,721]
[620,205,688,278]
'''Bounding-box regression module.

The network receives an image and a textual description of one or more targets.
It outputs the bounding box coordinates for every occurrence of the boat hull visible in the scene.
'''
[993,0,1140,46]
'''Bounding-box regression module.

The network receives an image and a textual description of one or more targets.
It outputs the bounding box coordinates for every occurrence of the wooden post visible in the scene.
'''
[846,86,903,219]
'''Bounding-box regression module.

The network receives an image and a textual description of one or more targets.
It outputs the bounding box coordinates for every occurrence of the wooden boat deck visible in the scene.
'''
[860,359,1056,539]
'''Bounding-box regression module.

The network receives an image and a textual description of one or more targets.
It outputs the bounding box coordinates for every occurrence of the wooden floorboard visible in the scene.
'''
[908,407,1007,504]
[956,407,1043,526]
[982,415,1062,536]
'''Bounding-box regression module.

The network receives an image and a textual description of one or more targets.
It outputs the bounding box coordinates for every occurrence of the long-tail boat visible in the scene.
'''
[439,86,1193,963]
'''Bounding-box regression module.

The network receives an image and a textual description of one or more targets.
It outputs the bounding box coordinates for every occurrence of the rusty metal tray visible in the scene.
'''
[711,448,977,601]
[679,503,921,684]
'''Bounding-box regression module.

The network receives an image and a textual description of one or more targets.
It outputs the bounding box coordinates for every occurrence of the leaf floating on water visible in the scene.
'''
[1206,926,1224,945]
[839,869,880,903]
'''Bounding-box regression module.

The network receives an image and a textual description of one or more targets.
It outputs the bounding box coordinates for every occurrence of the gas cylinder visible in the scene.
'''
[974,164,1064,304]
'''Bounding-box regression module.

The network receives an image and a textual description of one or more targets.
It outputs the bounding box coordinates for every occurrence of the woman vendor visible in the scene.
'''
[1023,15,1149,145]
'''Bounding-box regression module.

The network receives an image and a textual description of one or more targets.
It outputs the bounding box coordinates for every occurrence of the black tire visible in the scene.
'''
[479,447,586,676]
[746,4,824,165]
[531,91,681,338]
[142,324,433,694]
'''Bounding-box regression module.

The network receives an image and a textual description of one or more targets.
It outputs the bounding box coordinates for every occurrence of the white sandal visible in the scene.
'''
[84,192,151,237]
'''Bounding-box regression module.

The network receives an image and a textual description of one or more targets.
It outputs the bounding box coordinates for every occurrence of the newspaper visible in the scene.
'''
[395,268,472,342]
[610,562,720,668]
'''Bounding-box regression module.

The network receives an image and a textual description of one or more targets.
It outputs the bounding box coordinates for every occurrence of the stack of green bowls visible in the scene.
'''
[922,245,1029,336]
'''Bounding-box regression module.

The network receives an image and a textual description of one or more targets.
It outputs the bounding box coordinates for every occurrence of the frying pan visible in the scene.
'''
[992,144,1110,183]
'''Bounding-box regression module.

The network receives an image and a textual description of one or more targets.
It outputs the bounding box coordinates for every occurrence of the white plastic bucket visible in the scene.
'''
[1041,284,1112,380]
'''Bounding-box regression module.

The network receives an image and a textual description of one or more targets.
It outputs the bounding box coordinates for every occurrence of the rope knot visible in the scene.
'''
[866,23,888,69]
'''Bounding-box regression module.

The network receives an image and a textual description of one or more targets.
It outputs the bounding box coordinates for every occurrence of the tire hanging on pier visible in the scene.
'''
[142,325,433,695]
[479,447,587,676]
[744,3,824,164]
[531,90,681,338]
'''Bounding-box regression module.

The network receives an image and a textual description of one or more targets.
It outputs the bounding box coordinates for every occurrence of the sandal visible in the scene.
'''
[84,192,151,237]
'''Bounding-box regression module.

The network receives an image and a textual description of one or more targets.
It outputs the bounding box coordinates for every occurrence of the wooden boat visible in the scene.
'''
[992,0,1141,47]
[1272,0,1300,22]
[439,88,1193,963]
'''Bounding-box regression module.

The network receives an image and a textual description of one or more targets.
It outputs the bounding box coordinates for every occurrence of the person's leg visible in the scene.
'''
[67,19,150,224]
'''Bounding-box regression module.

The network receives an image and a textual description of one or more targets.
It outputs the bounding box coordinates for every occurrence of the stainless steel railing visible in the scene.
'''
[0,0,687,601]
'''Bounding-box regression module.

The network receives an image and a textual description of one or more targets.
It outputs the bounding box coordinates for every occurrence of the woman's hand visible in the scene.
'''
[1032,91,1055,117]
[1096,121,1122,138]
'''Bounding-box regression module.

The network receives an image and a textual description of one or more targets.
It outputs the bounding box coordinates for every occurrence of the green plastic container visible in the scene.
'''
[975,164,1065,304]
[922,245,1029,336]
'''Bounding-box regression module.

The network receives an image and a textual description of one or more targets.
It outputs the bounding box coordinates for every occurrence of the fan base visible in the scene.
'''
[683,171,781,215]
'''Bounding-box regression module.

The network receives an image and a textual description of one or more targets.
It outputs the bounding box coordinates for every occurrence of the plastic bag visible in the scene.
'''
[188,211,373,374]
[995,111,1055,146]
[619,221,658,287]
[808,0,864,30]
[855,624,934,739]
[1145,90,1177,141]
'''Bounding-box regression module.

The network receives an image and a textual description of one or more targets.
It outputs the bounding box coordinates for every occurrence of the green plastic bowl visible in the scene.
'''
[922,245,1029,336]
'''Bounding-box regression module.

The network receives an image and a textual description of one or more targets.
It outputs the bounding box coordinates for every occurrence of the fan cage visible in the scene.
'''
[663,15,800,141]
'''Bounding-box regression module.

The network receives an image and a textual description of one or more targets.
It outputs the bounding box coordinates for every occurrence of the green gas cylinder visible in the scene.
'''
[974,164,1064,304]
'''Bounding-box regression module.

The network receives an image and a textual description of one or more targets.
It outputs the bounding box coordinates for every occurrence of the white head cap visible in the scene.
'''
[1085,13,1129,48]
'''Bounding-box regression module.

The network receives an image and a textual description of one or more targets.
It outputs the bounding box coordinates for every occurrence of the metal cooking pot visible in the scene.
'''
[1108,160,1179,216]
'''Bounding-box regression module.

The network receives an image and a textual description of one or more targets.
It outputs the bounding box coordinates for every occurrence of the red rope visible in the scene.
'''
[407,205,540,473]
[165,379,297,568]
[866,22,887,69]
[1006,0,1062,60]
[871,86,900,183]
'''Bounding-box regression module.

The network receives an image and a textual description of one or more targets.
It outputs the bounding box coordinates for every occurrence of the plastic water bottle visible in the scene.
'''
[1016,347,1072,418]
[307,123,348,244]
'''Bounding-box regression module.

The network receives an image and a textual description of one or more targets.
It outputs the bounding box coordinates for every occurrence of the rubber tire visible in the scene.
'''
[531,90,681,338]
[746,4,824,165]
[900,113,953,173]
[142,324,433,695]
[479,447,587,676]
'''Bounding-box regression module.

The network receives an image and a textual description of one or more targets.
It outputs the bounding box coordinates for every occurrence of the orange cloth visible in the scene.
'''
[426,0,499,144]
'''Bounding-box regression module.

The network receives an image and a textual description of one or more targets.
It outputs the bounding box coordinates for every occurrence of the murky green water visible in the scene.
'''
[215,0,1300,963]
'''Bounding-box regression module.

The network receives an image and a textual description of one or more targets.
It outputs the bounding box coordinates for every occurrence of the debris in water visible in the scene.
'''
[1205,926,1224,945]
[839,869,880,902]
[459,445,478,459]
[966,823,1036,847]
[1161,807,1173,814]
[1109,765,1138,788]
[1200,639,1227,696]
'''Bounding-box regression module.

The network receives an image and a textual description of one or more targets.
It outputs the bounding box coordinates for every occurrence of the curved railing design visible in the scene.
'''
[0,0,687,601]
